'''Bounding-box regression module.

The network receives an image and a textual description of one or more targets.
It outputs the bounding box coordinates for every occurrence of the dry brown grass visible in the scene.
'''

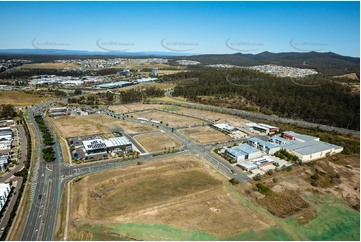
[257,190,309,218]
[51,115,155,138]
[21,62,80,69]
[0,90,51,107]
[108,103,163,113]
[174,106,251,127]
[68,154,276,239]
[133,131,181,152]
[179,126,232,144]
[131,110,204,127]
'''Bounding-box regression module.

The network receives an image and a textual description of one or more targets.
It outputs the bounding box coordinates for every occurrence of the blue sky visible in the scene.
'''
[0,1,359,57]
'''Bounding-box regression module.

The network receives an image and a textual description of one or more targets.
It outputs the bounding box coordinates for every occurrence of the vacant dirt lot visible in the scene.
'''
[108,104,163,113]
[0,90,52,107]
[179,126,232,144]
[133,131,181,152]
[175,106,251,127]
[131,110,205,127]
[68,155,276,240]
[51,115,155,138]
[21,62,80,69]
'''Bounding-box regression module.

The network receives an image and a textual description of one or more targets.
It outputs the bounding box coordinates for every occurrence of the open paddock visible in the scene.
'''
[108,103,164,113]
[21,62,80,69]
[131,110,205,127]
[68,154,275,240]
[0,90,52,107]
[50,115,155,138]
[179,126,232,144]
[133,131,181,153]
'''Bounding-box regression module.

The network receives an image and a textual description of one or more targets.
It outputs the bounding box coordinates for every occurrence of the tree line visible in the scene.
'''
[171,69,359,130]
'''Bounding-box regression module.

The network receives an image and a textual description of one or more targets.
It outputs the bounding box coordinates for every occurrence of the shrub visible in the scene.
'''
[256,183,273,196]
[253,174,262,181]
[229,178,239,185]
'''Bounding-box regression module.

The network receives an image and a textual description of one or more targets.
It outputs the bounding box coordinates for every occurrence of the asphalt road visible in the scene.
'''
[21,102,63,241]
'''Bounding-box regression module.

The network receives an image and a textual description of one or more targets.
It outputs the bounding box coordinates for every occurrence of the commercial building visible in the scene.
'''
[49,107,68,117]
[281,140,343,162]
[0,140,12,150]
[151,68,159,76]
[0,120,15,127]
[0,183,11,212]
[269,136,289,145]
[213,123,236,133]
[237,160,258,171]
[269,131,344,162]
[135,77,158,83]
[0,127,13,141]
[245,123,279,134]
[282,131,319,142]
[97,81,133,89]
[225,144,262,163]
[0,157,8,171]
[248,137,280,155]
[82,136,132,156]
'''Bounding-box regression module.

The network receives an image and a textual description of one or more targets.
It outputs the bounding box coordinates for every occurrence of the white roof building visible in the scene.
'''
[213,123,236,132]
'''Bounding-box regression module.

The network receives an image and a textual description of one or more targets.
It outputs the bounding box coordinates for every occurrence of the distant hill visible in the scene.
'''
[173,51,360,77]
[0,49,191,62]
[0,49,358,77]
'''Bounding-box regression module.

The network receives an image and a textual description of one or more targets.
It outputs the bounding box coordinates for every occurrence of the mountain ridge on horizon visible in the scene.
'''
[0,49,359,76]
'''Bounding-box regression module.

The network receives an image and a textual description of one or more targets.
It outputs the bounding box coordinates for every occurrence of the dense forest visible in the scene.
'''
[171,69,360,130]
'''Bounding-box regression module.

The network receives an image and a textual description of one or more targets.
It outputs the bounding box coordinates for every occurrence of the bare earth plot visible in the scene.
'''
[131,110,205,127]
[51,115,155,138]
[67,154,276,240]
[0,90,51,107]
[179,126,232,144]
[172,106,251,127]
[133,131,181,153]
[108,104,164,113]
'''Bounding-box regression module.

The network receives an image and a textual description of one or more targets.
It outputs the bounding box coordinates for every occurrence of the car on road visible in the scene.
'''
[38,194,42,200]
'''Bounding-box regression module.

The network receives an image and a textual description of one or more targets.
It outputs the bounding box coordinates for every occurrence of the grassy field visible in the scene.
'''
[67,154,277,240]
[108,103,163,113]
[51,115,155,138]
[0,90,51,107]
[21,62,80,69]
[131,110,205,127]
[179,126,232,144]
[133,131,181,152]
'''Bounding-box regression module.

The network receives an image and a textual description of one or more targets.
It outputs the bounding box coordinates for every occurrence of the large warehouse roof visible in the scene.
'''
[83,139,107,151]
[83,137,132,151]
[249,137,278,149]
[104,137,131,147]
[283,131,318,142]
[227,144,261,157]
[281,140,342,155]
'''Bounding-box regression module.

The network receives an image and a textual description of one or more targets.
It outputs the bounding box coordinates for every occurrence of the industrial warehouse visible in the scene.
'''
[222,130,343,177]
[48,107,69,117]
[277,131,344,162]
[68,134,134,161]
